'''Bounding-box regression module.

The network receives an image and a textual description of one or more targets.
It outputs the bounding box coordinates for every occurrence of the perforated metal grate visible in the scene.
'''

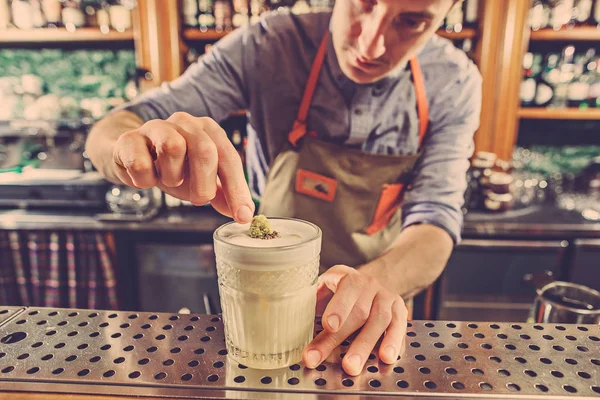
[0,307,25,327]
[0,307,599,399]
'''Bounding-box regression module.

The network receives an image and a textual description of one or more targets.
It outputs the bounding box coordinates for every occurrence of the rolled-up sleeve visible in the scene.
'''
[401,60,482,244]
[120,27,253,123]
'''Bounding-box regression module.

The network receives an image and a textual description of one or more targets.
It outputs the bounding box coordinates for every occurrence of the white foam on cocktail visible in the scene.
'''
[218,219,317,248]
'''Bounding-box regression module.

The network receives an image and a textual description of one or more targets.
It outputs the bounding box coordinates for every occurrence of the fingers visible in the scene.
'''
[343,294,395,376]
[113,131,157,189]
[302,315,365,371]
[165,113,218,206]
[303,286,377,371]
[168,113,254,222]
[209,177,233,217]
[321,270,367,333]
[305,266,407,377]
[139,121,187,188]
[378,298,408,364]
[194,117,255,223]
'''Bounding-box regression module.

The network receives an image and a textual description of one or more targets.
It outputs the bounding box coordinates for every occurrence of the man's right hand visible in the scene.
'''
[109,112,255,223]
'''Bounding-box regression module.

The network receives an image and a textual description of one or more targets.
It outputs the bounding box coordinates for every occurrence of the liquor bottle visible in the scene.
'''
[61,0,85,31]
[93,0,109,32]
[567,55,591,108]
[529,0,551,30]
[214,0,232,31]
[594,0,600,25]
[534,54,556,107]
[0,0,10,29]
[249,0,266,24]
[552,45,576,108]
[11,0,35,29]
[444,1,463,32]
[463,0,478,28]
[42,0,62,27]
[198,0,215,31]
[587,57,600,107]
[550,0,575,30]
[573,0,593,25]
[232,0,249,28]
[31,0,47,27]
[182,0,199,28]
[521,53,538,107]
[108,0,132,32]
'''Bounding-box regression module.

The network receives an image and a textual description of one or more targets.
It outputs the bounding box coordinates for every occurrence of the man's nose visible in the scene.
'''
[357,16,386,60]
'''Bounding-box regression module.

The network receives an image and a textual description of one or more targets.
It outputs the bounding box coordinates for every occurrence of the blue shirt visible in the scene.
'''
[122,10,482,244]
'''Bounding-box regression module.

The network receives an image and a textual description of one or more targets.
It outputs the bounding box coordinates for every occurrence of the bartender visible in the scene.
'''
[86,0,481,377]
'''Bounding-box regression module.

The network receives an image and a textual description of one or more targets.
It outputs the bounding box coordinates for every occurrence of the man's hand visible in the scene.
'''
[109,112,255,223]
[302,265,407,376]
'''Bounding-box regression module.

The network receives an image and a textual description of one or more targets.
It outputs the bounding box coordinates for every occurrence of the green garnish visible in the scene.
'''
[249,215,279,239]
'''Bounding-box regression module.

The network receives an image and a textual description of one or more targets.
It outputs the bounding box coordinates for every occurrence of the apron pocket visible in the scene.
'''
[365,183,404,235]
[295,169,337,202]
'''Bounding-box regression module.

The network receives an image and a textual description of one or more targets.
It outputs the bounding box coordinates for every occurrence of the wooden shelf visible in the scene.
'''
[0,28,134,43]
[529,27,600,42]
[436,27,477,40]
[184,27,477,41]
[518,108,600,120]
[183,29,230,41]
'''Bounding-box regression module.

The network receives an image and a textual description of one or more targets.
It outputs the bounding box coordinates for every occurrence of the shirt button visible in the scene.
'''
[354,109,362,116]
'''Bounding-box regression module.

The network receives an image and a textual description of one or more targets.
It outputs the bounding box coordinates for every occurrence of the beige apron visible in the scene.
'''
[259,31,430,280]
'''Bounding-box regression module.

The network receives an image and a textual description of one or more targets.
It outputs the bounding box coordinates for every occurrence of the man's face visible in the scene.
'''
[331,0,456,84]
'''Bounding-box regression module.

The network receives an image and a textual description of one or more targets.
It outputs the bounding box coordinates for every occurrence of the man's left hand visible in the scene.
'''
[302,265,408,376]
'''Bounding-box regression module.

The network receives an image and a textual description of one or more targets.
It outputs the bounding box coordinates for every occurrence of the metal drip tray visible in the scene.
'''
[0,307,25,326]
[0,307,599,399]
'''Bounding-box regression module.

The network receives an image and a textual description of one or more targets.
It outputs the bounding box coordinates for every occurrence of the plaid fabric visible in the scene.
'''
[0,232,18,304]
[0,230,119,310]
[9,231,30,305]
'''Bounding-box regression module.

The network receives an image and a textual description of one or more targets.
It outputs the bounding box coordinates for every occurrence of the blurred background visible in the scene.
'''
[0,0,598,322]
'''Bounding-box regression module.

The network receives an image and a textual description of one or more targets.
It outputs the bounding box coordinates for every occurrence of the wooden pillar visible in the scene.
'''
[131,0,183,88]
[473,0,506,155]
[492,0,531,160]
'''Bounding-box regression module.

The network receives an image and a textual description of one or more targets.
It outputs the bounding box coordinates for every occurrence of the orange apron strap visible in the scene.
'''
[289,32,330,146]
[409,57,429,148]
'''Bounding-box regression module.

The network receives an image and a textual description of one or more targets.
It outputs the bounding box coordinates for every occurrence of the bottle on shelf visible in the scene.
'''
[443,1,464,33]
[182,0,199,28]
[232,0,250,28]
[61,0,85,31]
[549,0,575,30]
[567,54,592,108]
[529,0,551,31]
[81,0,98,27]
[96,0,111,33]
[31,0,47,27]
[463,0,478,28]
[588,57,600,107]
[535,53,558,107]
[0,0,9,29]
[214,0,232,31]
[11,0,35,30]
[594,0,600,25]
[42,0,63,27]
[573,0,593,25]
[108,0,132,32]
[552,45,576,107]
[521,53,539,107]
[198,0,216,31]
[249,0,266,24]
